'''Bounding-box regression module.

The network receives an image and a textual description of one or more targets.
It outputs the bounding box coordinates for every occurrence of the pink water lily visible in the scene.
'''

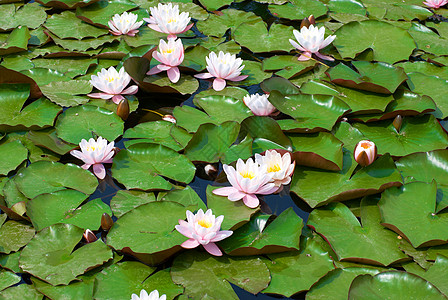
[354,140,377,167]
[143,3,193,39]
[243,93,276,116]
[70,137,115,179]
[213,158,278,208]
[194,51,248,91]
[131,289,166,300]
[423,0,448,8]
[289,24,336,61]
[255,150,295,190]
[175,209,232,256]
[108,12,143,36]
[147,38,184,83]
[88,66,138,104]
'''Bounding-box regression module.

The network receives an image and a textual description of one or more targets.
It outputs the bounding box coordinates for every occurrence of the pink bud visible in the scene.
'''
[354,140,377,167]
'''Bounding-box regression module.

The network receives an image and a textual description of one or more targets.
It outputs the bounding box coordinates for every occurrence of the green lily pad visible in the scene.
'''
[193,94,252,124]
[20,68,71,87]
[234,22,295,53]
[220,208,303,255]
[0,221,35,254]
[45,30,118,52]
[0,251,21,273]
[290,151,402,208]
[326,61,408,94]
[44,11,108,40]
[408,23,448,56]
[328,0,367,15]
[32,58,96,79]
[26,128,77,156]
[269,90,350,132]
[268,0,327,20]
[197,0,233,11]
[55,105,124,144]
[106,201,190,265]
[348,271,446,300]
[0,284,43,300]
[0,3,47,31]
[40,80,92,107]
[110,190,156,218]
[333,20,416,64]
[14,161,98,199]
[396,61,448,81]
[379,181,448,248]
[27,189,112,231]
[196,9,261,37]
[231,60,273,86]
[1,132,60,163]
[0,27,31,56]
[94,262,182,300]
[157,186,206,211]
[20,223,113,285]
[262,56,316,79]
[287,132,344,171]
[75,0,138,28]
[36,0,99,9]
[0,270,20,291]
[112,143,195,191]
[172,106,218,133]
[31,275,95,300]
[171,250,270,299]
[404,255,448,296]
[0,140,28,176]
[308,196,407,266]
[262,237,335,297]
[352,115,448,157]
[396,150,448,213]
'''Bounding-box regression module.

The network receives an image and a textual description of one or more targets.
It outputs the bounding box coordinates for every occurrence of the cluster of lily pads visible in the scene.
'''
[2,0,448,299]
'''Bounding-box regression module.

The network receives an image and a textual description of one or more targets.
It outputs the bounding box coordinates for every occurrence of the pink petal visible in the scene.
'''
[167,34,177,39]
[157,64,172,71]
[212,187,237,197]
[93,164,106,179]
[227,75,248,82]
[213,78,226,91]
[228,191,246,201]
[175,224,193,239]
[194,73,214,79]
[179,23,194,34]
[314,52,335,61]
[112,95,124,104]
[88,93,113,100]
[81,164,91,170]
[167,67,180,83]
[203,242,222,256]
[298,52,312,61]
[122,85,138,95]
[210,231,233,242]
[147,66,163,75]
[181,238,200,249]
[242,194,259,208]
[147,24,162,33]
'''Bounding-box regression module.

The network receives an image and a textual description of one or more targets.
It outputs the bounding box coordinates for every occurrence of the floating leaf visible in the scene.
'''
[262,56,316,79]
[408,23,448,56]
[0,140,28,176]
[0,27,31,56]
[197,0,233,11]
[171,250,270,299]
[36,0,99,9]
[196,9,261,37]
[0,3,47,31]
[268,0,327,20]
[403,255,448,296]
[75,0,138,28]
[0,284,43,300]
[0,270,20,292]
[327,0,367,15]
[20,223,113,285]
[0,221,35,254]
[32,275,95,300]
[26,128,76,156]
[45,30,118,52]
[110,190,156,218]
[40,80,92,107]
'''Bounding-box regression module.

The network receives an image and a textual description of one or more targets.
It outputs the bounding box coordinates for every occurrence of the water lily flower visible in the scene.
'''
[423,0,448,8]
[147,38,184,83]
[255,150,295,189]
[143,3,193,39]
[162,114,176,124]
[212,158,278,208]
[289,24,336,61]
[354,140,377,167]
[131,289,166,300]
[108,11,143,36]
[175,209,233,256]
[194,51,248,91]
[88,66,138,104]
[70,137,115,179]
[243,93,276,116]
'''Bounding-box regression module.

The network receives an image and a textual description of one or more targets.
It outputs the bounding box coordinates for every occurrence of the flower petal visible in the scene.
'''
[203,242,222,256]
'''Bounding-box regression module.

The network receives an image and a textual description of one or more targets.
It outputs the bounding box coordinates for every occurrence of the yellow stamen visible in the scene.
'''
[106,77,116,83]
[240,171,255,179]
[167,18,177,23]
[163,48,174,54]
[198,219,212,228]
[267,164,281,173]
[360,142,371,149]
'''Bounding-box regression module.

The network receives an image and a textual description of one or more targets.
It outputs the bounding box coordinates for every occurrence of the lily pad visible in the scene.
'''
[110,190,156,218]
[36,0,99,9]
[40,80,92,107]
[0,284,43,300]
[75,0,138,28]
[112,143,196,191]
[378,181,448,248]
[262,56,316,79]
[403,255,448,296]
[290,151,402,208]
[268,0,327,20]
[20,223,113,285]
[0,140,28,176]
[333,20,416,64]
[0,270,20,292]
[26,128,77,156]
[14,161,98,199]
[196,9,261,37]
[408,23,448,56]
[171,250,271,299]
[308,196,407,266]
[0,221,35,254]
[0,3,47,31]
[55,105,124,144]
[45,30,118,52]
[31,275,96,300]
[0,27,31,56]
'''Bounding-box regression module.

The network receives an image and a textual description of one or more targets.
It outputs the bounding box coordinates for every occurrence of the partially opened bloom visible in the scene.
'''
[213,158,278,208]
[88,66,138,104]
[243,93,276,116]
[175,209,232,256]
[194,51,248,91]
[423,0,448,8]
[70,137,115,179]
[354,140,377,167]
[255,150,295,189]
[143,3,193,39]
[131,289,166,300]
[289,24,336,61]
[108,12,143,36]
[147,38,184,83]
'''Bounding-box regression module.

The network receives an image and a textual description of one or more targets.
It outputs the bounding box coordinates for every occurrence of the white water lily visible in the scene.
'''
[175,209,233,256]
[289,24,336,61]
[108,11,143,36]
[88,66,138,104]
[354,140,377,167]
[243,93,276,116]
[147,38,184,83]
[70,137,115,179]
[255,150,295,189]
[131,289,166,300]
[143,3,193,39]
[194,51,248,91]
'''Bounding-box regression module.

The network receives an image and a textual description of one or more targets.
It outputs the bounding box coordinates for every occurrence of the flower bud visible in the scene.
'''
[162,114,176,124]
[116,98,130,120]
[83,229,97,243]
[354,140,377,167]
[101,213,114,231]
[393,115,403,133]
